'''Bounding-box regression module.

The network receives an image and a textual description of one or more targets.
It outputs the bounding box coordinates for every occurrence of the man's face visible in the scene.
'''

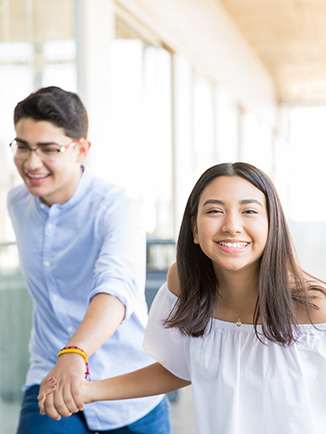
[13,118,88,206]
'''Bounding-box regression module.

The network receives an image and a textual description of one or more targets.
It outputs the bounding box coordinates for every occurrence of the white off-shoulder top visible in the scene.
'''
[143,282,326,434]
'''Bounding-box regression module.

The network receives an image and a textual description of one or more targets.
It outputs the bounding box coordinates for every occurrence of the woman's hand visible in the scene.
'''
[38,377,57,414]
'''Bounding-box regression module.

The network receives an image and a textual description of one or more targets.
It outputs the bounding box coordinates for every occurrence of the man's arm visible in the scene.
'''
[40,293,125,420]
[41,191,147,421]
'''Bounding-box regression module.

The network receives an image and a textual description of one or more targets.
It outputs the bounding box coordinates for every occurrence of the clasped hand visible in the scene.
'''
[38,353,87,420]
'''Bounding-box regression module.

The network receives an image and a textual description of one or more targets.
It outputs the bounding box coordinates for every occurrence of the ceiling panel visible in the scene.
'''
[219,0,326,104]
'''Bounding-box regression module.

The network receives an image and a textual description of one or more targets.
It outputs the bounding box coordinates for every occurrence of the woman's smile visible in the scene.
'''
[192,175,269,275]
[216,239,250,253]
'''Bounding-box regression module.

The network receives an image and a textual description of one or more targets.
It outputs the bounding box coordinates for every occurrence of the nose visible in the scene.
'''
[24,148,44,169]
[221,211,242,235]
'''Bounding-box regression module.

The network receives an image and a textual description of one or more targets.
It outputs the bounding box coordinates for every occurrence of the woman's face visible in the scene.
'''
[192,175,269,277]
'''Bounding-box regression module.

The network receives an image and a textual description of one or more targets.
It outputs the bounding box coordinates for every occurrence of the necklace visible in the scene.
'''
[232,311,244,327]
[218,294,256,327]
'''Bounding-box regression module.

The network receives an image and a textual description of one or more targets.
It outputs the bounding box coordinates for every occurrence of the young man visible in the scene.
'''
[7,86,170,434]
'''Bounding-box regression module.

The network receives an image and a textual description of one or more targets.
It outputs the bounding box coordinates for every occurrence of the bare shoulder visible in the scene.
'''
[167,262,181,297]
[296,281,326,324]
[309,285,326,324]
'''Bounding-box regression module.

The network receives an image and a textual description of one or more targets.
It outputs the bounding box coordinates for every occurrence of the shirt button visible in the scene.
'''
[47,223,53,230]
[52,294,59,302]
[44,260,50,267]
[67,326,73,333]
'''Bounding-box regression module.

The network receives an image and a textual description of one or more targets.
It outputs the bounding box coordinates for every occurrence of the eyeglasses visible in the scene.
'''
[9,139,80,161]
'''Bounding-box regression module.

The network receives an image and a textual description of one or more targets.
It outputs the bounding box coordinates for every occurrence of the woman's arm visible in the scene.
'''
[86,362,190,402]
[39,362,190,414]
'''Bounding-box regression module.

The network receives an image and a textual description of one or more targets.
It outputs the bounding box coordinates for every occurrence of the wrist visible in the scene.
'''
[57,352,85,366]
[58,346,91,381]
[84,380,96,404]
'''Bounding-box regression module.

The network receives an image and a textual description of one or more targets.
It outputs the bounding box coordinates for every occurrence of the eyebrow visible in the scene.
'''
[203,199,264,208]
[15,138,60,147]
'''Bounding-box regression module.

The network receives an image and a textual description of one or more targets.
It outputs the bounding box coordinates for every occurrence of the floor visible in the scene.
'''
[0,399,20,434]
[0,388,196,434]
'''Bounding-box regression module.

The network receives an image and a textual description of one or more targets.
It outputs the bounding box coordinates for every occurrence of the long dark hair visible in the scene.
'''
[165,162,325,345]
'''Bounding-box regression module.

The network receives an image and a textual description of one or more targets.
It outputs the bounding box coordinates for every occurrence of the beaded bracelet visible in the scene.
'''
[58,346,91,381]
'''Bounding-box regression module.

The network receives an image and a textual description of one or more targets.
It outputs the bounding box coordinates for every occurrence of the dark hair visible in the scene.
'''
[14,86,88,139]
[165,162,325,345]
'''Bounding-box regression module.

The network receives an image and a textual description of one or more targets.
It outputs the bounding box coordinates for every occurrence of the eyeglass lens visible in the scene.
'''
[10,140,65,160]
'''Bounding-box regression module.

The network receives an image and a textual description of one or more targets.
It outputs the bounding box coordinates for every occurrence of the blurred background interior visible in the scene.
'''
[1,0,326,432]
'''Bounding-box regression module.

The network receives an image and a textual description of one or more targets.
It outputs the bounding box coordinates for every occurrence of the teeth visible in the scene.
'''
[218,241,248,248]
[28,174,48,179]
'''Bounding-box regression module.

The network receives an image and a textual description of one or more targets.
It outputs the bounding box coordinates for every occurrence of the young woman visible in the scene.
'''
[39,162,326,434]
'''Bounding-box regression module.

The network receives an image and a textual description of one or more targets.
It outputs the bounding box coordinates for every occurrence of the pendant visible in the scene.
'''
[236,320,242,327]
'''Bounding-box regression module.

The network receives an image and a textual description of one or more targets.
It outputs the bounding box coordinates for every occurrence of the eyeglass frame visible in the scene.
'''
[9,138,80,160]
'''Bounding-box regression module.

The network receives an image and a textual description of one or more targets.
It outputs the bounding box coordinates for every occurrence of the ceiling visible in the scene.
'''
[0,0,74,44]
[2,0,326,105]
[219,0,326,105]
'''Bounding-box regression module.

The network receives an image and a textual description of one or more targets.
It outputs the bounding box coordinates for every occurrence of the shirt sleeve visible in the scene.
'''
[143,282,191,381]
[88,190,146,321]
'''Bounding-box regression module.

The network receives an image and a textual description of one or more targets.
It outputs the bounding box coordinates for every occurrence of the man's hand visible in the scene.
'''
[38,353,86,420]
[38,293,126,420]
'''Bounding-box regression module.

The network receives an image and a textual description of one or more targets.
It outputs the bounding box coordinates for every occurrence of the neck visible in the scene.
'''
[213,267,259,322]
[40,165,83,207]
[215,268,259,301]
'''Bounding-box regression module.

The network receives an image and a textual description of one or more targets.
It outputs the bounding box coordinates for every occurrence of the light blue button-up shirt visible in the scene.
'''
[7,165,163,430]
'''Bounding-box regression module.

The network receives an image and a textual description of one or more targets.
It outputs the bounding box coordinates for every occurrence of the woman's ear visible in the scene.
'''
[191,217,199,244]
[76,139,91,162]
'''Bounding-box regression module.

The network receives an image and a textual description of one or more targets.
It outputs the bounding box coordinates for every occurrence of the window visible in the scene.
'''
[241,112,273,175]
[103,13,174,238]
[192,75,216,178]
[215,87,240,163]
[289,106,326,221]
[0,0,76,242]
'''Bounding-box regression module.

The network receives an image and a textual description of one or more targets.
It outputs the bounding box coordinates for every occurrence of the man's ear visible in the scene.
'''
[76,139,91,162]
[191,217,199,244]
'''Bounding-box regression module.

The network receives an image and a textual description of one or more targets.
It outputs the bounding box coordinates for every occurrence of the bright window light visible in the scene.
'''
[290,106,326,222]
